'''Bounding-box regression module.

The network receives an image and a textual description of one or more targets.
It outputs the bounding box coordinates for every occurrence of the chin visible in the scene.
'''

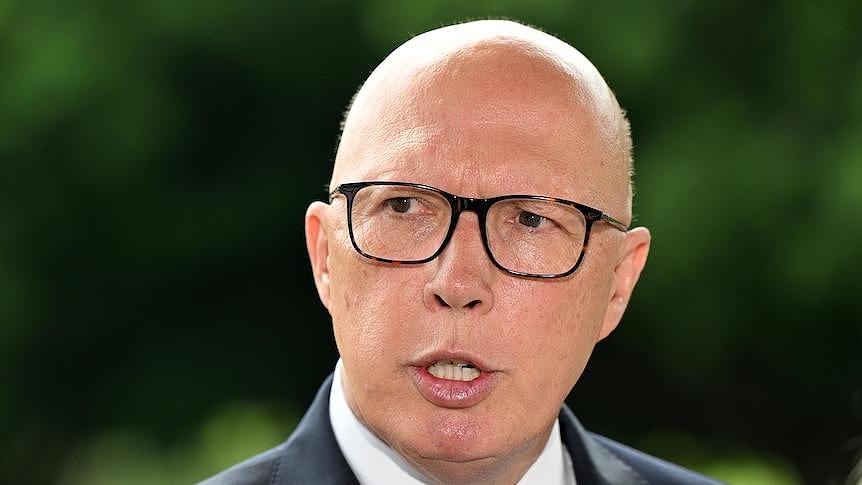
[393,417,520,485]
[398,406,503,463]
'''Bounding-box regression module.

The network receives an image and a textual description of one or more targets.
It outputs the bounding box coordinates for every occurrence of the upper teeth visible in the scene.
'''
[427,361,480,381]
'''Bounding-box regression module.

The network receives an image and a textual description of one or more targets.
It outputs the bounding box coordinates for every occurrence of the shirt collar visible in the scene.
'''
[329,359,575,484]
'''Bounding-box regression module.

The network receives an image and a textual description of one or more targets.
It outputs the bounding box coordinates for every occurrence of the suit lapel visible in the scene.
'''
[270,374,359,485]
[559,405,648,485]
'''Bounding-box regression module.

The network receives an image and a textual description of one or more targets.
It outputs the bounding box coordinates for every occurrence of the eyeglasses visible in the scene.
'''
[329,181,628,278]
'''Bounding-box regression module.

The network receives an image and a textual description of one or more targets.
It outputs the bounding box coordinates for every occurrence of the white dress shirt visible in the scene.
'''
[329,359,576,484]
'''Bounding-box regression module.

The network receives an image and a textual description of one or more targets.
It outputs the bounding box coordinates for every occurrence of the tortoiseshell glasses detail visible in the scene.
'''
[329,181,628,279]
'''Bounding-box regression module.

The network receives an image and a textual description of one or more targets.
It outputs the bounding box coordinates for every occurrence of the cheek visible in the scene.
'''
[502,278,608,387]
[328,245,424,368]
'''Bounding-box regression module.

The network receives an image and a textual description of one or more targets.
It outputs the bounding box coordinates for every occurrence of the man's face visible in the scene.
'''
[309,45,637,477]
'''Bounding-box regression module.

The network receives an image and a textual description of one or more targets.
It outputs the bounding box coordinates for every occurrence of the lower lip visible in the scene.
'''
[409,366,498,408]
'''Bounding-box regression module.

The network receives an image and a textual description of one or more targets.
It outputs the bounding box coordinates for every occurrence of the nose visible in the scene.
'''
[423,212,495,314]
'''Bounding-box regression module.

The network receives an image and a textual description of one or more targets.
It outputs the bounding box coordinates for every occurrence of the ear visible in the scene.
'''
[598,227,651,340]
[305,201,333,312]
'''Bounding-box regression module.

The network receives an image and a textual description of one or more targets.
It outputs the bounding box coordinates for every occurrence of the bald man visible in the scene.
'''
[201,20,721,485]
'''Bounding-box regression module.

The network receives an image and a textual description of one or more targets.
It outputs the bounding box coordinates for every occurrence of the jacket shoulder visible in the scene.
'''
[196,443,284,485]
[558,404,723,484]
[590,433,725,485]
[196,374,357,485]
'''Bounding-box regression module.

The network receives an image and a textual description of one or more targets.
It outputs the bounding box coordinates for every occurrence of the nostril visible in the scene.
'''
[428,292,488,312]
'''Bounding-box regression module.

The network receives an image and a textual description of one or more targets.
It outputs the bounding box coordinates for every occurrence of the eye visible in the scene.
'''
[386,197,414,213]
[518,211,546,228]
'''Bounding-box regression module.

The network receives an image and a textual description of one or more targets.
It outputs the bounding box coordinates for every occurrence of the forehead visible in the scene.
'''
[347,125,601,202]
[336,42,614,207]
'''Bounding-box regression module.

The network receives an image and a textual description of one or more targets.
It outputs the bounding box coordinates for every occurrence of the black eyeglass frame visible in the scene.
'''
[329,181,629,279]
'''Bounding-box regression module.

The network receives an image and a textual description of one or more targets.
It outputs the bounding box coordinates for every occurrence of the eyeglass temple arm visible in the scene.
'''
[601,214,629,232]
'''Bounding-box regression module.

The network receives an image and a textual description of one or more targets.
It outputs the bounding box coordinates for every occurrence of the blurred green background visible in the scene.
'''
[1,1,860,484]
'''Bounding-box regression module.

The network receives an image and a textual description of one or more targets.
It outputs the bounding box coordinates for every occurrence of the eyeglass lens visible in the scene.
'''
[348,184,587,276]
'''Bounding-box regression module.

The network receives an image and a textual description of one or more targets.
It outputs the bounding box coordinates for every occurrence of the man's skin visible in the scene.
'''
[305,20,651,484]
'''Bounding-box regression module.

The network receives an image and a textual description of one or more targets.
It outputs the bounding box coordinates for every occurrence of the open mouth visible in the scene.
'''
[411,354,497,407]
[425,360,481,381]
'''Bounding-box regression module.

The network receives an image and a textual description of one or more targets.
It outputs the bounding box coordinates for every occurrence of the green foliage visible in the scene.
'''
[1,0,860,483]
[56,401,299,485]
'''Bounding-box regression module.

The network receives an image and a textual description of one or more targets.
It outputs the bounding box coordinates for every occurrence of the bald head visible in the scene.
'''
[334,19,633,219]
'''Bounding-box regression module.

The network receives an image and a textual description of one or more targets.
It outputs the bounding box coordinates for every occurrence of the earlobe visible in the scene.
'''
[598,227,651,340]
[305,201,332,311]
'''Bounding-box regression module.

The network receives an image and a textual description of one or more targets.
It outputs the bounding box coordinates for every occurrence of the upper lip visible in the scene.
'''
[412,350,495,373]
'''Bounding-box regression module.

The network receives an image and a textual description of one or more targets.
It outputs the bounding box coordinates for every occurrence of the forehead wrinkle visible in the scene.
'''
[371,124,438,161]
[337,112,440,181]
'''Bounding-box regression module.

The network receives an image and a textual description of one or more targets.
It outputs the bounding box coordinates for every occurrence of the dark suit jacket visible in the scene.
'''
[200,375,722,484]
